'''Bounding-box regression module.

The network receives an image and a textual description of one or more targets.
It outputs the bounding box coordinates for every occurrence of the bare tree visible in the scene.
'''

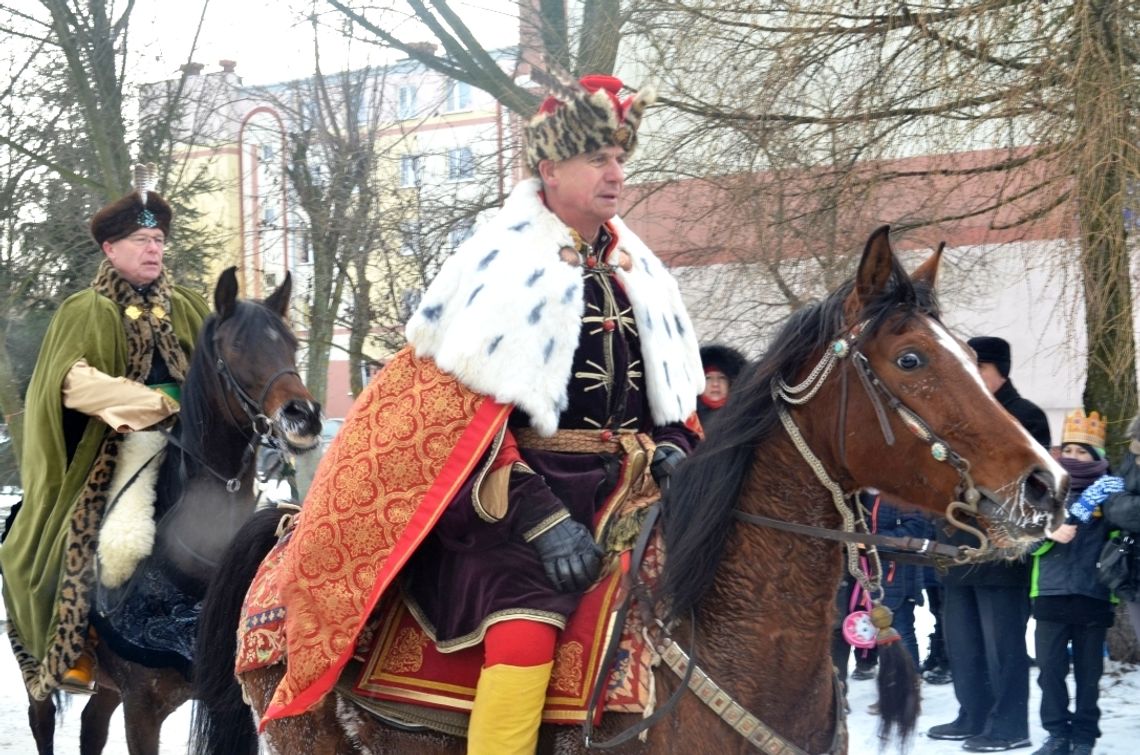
[630,0,1139,446]
[0,0,225,465]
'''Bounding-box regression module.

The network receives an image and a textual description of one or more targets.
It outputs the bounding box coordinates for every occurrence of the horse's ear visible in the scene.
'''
[844,225,894,322]
[911,241,945,288]
[264,271,292,319]
[215,267,239,322]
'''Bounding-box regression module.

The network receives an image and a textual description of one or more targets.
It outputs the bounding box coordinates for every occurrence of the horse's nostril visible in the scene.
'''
[1024,467,1062,512]
[281,400,312,420]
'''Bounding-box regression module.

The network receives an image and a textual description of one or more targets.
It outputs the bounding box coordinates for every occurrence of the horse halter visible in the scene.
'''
[213,333,299,438]
[211,330,300,491]
[767,319,987,578]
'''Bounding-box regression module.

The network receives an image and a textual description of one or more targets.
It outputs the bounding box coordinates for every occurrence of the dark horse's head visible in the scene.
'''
[156,268,321,589]
[187,267,322,458]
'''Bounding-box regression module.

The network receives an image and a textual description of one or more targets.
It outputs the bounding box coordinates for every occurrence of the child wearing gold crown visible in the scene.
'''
[1052,410,1123,540]
[1028,409,1120,755]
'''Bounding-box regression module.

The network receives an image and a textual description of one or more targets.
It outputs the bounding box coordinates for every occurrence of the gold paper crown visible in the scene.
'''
[1062,409,1106,451]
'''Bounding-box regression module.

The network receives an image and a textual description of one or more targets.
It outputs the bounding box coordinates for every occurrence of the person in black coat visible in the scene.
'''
[1103,414,1140,642]
[696,343,747,428]
[927,336,1050,752]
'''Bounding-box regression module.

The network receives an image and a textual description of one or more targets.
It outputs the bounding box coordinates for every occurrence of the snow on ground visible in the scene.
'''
[1,487,1137,753]
[1,604,1137,754]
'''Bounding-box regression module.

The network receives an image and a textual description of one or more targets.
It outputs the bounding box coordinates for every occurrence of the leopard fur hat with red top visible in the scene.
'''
[524,73,656,173]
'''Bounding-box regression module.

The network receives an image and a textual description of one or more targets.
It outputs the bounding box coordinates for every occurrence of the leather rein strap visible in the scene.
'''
[583,503,699,750]
[732,509,965,567]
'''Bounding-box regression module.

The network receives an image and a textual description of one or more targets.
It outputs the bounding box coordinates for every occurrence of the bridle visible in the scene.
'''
[153,324,302,571]
[161,325,300,495]
[214,334,300,447]
[758,318,991,577]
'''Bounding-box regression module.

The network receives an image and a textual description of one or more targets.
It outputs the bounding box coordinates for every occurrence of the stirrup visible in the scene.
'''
[59,675,97,696]
[60,648,98,695]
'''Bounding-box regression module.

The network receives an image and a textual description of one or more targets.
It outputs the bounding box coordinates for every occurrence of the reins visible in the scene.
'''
[731,509,964,569]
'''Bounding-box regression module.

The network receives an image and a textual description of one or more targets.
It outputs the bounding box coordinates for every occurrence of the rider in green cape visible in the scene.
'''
[1,166,209,699]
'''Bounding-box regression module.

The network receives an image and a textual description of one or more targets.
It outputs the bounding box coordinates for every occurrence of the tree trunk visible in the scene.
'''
[347,254,373,398]
[0,335,25,463]
[1074,0,1137,460]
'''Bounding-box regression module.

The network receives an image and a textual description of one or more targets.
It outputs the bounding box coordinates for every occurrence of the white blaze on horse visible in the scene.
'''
[191,229,1065,755]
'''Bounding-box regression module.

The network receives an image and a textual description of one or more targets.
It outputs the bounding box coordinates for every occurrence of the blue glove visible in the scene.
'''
[531,516,603,592]
[1069,475,1125,523]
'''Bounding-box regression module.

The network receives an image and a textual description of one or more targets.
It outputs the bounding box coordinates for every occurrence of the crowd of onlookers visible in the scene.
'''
[698,336,1140,755]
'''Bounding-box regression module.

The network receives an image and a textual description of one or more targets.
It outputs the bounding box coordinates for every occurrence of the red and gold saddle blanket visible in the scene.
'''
[351,537,662,722]
[234,345,668,726]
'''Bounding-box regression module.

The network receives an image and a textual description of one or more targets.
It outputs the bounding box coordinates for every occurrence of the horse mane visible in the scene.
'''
[660,254,940,621]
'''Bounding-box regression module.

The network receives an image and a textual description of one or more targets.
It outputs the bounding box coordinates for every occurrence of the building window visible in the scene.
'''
[445,80,472,112]
[400,155,423,187]
[295,230,312,265]
[447,147,474,181]
[400,221,422,256]
[398,85,418,120]
[449,220,474,249]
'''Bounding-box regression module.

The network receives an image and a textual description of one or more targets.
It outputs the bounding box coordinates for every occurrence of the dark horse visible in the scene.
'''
[192,229,1066,754]
[24,267,322,755]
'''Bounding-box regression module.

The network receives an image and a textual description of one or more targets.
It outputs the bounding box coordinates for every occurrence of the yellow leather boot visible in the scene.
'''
[466,661,552,755]
[60,628,98,695]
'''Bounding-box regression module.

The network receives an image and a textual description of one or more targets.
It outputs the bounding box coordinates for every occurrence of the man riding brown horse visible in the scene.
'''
[230,74,703,755]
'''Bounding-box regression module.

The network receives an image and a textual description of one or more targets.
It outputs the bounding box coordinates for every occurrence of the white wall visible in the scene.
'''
[671,237,1132,445]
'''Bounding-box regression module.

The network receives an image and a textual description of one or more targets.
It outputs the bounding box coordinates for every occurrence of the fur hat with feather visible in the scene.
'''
[90,163,173,245]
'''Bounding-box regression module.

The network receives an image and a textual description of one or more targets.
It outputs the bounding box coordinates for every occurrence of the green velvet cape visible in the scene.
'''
[0,285,208,662]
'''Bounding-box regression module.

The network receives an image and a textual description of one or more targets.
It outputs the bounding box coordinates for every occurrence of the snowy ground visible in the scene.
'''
[2,605,1138,753]
[1,487,1138,753]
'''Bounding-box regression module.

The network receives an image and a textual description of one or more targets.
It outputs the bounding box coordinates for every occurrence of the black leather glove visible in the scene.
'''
[651,445,686,488]
[531,516,603,593]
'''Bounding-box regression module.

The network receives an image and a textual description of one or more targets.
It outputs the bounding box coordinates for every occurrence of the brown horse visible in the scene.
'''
[191,228,1066,754]
[21,267,322,755]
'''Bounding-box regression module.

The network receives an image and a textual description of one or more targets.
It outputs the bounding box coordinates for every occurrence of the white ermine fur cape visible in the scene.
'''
[406,178,703,436]
[97,430,166,588]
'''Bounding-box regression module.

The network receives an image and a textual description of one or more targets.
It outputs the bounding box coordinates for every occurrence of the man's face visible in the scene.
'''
[103,230,165,287]
[977,361,1006,395]
[540,145,627,234]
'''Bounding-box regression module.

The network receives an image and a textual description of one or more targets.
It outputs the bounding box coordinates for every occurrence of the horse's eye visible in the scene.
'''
[896,351,925,371]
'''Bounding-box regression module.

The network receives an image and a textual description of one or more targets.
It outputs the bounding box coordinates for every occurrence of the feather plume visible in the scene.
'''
[132,163,158,206]
[530,61,583,99]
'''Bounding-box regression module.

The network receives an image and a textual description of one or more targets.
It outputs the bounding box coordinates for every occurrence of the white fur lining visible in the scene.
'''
[97,430,166,588]
[406,178,703,435]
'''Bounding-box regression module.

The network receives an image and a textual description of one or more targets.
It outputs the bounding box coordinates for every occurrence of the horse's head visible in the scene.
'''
[210,267,322,452]
[820,227,1066,552]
